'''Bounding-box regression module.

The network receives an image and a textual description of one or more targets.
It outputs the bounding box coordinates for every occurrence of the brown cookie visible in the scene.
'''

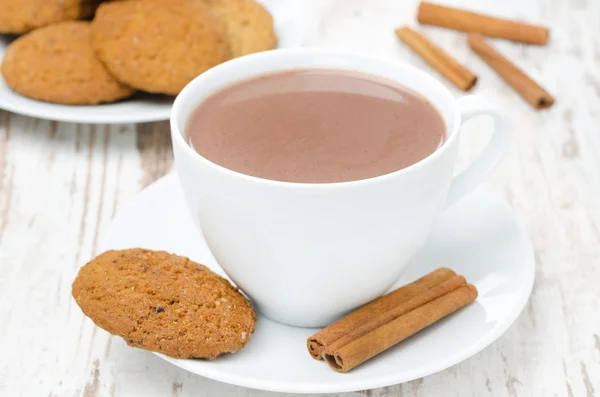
[203,0,277,58]
[1,21,134,105]
[91,0,229,95]
[0,0,99,34]
[72,249,256,359]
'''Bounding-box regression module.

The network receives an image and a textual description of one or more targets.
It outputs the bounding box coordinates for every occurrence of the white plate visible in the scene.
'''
[0,0,304,124]
[101,174,534,394]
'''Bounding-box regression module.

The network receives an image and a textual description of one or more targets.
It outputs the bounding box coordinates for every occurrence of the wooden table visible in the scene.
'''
[1,1,599,396]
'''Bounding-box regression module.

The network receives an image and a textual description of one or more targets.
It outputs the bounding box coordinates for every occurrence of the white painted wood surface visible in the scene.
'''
[1,0,599,396]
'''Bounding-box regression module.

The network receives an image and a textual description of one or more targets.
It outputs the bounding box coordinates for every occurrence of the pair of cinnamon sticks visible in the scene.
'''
[307,268,477,373]
[395,2,554,110]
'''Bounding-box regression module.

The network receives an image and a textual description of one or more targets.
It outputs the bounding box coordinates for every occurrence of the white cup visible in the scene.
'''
[171,49,511,327]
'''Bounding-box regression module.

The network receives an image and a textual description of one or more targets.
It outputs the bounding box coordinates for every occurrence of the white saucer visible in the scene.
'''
[0,0,304,124]
[101,174,534,394]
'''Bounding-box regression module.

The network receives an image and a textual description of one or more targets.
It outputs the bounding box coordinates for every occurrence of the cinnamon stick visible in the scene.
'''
[417,2,549,45]
[307,267,456,359]
[468,34,555,109]
[323,284,478,373]
[324,275,466,354]
[395,26,477,91]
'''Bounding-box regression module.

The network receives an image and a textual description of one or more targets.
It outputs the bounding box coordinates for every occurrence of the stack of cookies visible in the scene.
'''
[0,0,277,105]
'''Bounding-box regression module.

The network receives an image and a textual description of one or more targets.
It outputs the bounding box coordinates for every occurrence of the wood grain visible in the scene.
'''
[136,121,173,188]
[1,0,600,396]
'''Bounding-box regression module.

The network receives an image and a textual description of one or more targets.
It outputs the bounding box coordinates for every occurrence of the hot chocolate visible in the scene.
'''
[186,69,446,183]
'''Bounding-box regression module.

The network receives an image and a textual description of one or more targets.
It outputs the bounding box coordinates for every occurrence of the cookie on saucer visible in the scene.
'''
[0,0,99,34]
[72,248,257,359]
[91,0,229,95]
[203,0,277,58]
[1,21,135,105]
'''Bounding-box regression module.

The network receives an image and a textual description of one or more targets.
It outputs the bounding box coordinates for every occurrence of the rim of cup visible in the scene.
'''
[170,48,462,190]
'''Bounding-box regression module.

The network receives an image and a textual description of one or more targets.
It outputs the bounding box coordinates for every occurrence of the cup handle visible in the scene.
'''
[445,95,512,208]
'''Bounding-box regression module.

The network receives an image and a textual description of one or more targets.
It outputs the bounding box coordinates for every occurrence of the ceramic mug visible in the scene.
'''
[170,49,511,327]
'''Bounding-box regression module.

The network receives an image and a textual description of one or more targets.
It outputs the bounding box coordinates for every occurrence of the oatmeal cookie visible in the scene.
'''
[204,0,277,58]
[72,248,256,359]
[90,0,229,95]
[0,0,99,34]
[1,21,134,105]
